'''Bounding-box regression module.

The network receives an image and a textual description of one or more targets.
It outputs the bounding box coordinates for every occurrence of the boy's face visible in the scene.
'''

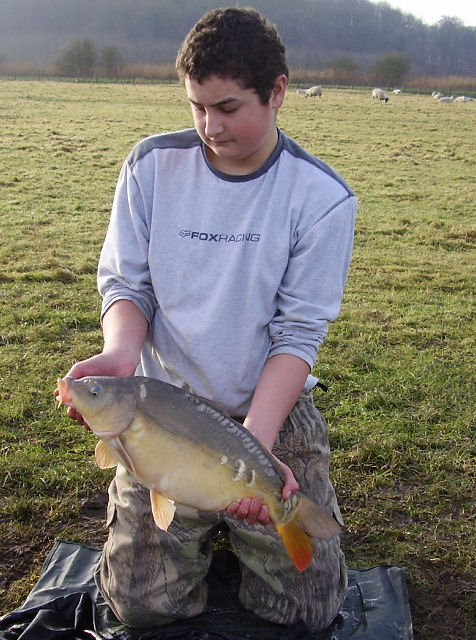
[184,74,287,175]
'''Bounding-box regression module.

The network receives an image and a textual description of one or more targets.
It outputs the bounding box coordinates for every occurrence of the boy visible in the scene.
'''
[62,7,357,633]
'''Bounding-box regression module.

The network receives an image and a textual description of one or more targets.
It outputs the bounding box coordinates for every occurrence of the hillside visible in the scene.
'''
[0,0,475,76]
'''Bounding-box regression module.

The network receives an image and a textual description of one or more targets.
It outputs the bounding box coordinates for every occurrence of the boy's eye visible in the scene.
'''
[191,103,238,114]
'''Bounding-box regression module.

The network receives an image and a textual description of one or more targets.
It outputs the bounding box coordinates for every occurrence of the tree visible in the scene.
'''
[56,38,97,78]
[434,17,468,75]
[372,53,411,87]
[324,56,359,86]
[101,46,123,78]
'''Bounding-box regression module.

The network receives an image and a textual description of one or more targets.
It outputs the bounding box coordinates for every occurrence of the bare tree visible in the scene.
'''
[101,46,123,78]
[56,38,97,78]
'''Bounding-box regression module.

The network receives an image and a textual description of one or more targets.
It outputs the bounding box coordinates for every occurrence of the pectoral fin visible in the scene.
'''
[95,440,119,469]
[150,489,176,531]
[95,437,137,475]
[107,437,136,475]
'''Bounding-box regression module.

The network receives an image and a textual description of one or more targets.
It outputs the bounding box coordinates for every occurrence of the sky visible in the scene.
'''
[368,0,476,27]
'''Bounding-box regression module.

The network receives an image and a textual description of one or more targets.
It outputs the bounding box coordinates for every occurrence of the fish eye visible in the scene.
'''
[89,385,101,397]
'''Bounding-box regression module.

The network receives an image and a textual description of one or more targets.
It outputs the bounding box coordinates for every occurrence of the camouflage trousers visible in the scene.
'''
[95,392,347,632]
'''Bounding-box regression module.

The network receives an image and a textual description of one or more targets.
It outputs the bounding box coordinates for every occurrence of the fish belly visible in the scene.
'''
[121,415,278,513]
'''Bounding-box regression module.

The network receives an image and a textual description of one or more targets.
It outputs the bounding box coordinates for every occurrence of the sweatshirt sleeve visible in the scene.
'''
[268,193,357,367]
[97,161,157,324]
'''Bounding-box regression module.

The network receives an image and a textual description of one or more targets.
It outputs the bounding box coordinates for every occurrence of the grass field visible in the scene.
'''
[0,81,474,639]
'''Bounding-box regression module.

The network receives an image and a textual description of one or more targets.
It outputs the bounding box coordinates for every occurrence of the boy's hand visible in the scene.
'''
[226,496,270,525]
[226,458,298,525]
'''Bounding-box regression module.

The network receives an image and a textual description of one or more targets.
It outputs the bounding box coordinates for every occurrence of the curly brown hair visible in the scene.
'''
[176,7,288,105]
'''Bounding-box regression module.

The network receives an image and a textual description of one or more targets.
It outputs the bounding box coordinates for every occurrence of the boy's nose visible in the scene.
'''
[204,112,224,139]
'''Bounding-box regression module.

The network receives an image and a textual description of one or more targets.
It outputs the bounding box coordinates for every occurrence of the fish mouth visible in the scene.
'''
[56,377,73,407]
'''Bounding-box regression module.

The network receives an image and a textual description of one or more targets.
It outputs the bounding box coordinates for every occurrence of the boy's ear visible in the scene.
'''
[270,74,288,108]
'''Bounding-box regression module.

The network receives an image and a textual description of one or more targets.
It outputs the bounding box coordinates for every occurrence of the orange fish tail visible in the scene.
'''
[276,520,313,572]
[276,494,341,572]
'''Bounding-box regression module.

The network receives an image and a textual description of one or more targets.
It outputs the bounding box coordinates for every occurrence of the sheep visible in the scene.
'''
[438,95,455,103]
[372,88,389,102]
[296,88,308,95]
[455,95,473,102]
[306,85,323,97]
[432,91,444,99]
[393,89,402,94]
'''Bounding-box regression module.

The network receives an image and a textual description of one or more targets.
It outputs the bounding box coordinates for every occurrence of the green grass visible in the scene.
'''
[0,81,474,639]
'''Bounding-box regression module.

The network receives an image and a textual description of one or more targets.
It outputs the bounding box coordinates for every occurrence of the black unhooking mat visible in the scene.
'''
[0,541,413,640]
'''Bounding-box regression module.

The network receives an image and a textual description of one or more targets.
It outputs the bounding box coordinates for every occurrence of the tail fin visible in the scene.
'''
[295,494,341,539]
[276,495,341,572]
[276,520,313,572]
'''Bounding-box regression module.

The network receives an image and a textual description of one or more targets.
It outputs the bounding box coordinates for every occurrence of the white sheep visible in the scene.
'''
[304,85,323,98]
[372,88,389,102]
[393,89,402,94]
[432,91,444,99]
[296,88,308,95]
[438,95,455,103]
[455,95,473,102]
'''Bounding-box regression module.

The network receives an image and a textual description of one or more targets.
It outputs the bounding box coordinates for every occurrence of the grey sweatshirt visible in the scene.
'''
[98,128,357,416]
